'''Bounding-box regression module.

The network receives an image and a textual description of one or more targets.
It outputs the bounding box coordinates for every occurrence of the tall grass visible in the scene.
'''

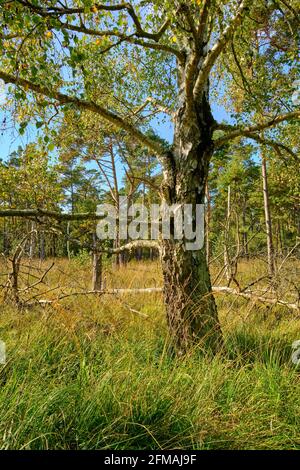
[0,259,300,450]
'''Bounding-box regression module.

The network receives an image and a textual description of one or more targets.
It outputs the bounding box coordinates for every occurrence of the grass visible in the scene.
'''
[0,258,300,450]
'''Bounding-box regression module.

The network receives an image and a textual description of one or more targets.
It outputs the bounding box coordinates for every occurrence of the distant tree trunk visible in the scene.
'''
[39,231,45,261]
[280,223,285,256]
[275,221,284,257]
[205,180,211,264]
[135,247,142,261]
[224,185,232,282]
[66,222,71,260]
[52,233,56,258]
[113,206,123,267]
[91,233,103,291]
[2,218,9,255]
[113,231,121,267]
[242,205,249,259]
[29,221,36,258]
[261,154,275,276]
[92,251,102,291]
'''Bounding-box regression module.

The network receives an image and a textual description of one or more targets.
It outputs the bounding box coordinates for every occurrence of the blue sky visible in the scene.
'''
[0,97,232,194]
[0,101,230,162]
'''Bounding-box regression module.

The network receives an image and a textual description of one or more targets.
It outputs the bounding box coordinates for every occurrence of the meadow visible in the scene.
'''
[0,257,300,450]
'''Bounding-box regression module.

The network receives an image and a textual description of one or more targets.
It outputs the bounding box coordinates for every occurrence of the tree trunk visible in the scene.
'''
[160,91,222,353]
[261,154,275,276]
[280,223,285,256]
[66,221,71,260]
[224,185,232,282]
[113,230,121,267]
[39,231,45,261]
[161,240,221,353]
[91,233,102,291]
[29,221,36,258]
[242,204,249,259]
[205,180,211,264]
[92,251,102,291]
[2,218,9,255]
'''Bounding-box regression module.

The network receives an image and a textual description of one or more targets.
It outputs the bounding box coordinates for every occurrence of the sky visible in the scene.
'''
[0,99,231,193]
[0,70,232,196]
[0,99,230,163]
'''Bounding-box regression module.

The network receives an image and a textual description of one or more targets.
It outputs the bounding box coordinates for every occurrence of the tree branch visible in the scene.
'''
[16,0,172,44]
[197,0,211,42]
[212,286,299,311]
[0,208,103,221]
[194,0,251,97]
[58,22,183,60]
[178,2,199,45]
[214,111,300,146]
[0,70,167,159]
[99,240,160,255]
[242,133,298,160]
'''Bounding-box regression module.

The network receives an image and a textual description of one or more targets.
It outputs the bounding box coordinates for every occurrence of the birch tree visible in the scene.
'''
[0,0,299,351]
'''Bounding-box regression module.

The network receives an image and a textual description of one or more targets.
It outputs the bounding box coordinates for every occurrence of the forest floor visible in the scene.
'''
[0,257,300,450]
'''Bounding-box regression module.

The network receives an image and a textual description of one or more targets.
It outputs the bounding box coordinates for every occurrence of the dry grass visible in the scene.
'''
[0,257,300,449]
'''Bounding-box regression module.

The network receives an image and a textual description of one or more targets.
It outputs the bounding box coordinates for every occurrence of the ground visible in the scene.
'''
[0,257,300,450]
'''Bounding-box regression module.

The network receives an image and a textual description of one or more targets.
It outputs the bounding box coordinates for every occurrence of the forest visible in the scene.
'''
[0,0,299,452]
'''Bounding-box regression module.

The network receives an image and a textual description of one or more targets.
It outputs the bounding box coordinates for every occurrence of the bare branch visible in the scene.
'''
[30,286,300,312]
[245,134,298,160]
[19,262,55,293]
[132,96,173,117]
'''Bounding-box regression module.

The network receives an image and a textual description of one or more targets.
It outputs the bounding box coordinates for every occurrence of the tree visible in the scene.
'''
[0,143,63,256]
[209,142,260,278]
[0,1,299,352]
[261,150,275,276]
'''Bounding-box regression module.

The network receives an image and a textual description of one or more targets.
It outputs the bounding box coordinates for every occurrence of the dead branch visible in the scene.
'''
[212,286,299,311]
[100,240,160,255]
[119,301,149,319]
[27,285,299,313]
[0,208,104,221]
[19,262,55,292]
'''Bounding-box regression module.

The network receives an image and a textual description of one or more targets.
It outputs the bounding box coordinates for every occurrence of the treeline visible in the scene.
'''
[0,132,298,267]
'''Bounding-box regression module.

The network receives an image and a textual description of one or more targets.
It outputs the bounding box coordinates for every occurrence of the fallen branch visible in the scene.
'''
[119,301,149,319]
[212,286,299,311]
[0,208,103,221]
[56,287,163,301]
[27,286,299,312]
[100,240,160,255]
